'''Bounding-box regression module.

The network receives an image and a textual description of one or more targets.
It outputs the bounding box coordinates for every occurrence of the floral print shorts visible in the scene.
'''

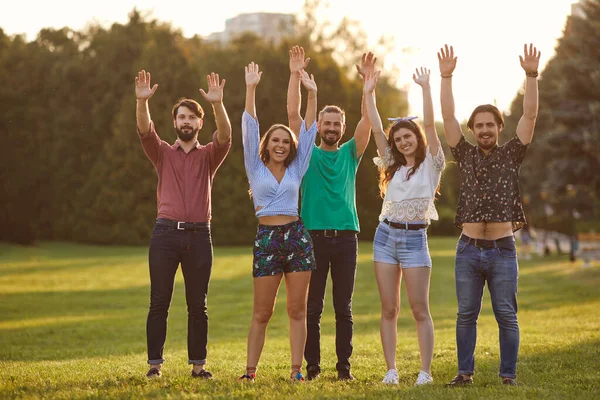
[252,219,316,277]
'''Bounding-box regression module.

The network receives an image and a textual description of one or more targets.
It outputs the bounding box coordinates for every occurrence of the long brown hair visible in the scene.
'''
[249,124,298,199]
[378,120,427,198]
[259,124,298,167]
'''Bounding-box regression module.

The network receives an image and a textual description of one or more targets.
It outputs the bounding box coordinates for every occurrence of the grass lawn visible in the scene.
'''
[1,238,599,399]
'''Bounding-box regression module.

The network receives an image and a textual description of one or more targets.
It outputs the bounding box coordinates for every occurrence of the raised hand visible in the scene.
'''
[519,43,541,74]
[363,70,381,94]
[437,44,457,76]
[245,62,262,87]
[355,52,377,79]
[298,69,317,93]
[135,70,158,100]
[412,67,431,88]
[199,72,226,103]
[289,45,310,73]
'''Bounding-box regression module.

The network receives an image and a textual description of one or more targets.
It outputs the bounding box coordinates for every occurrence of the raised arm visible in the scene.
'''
[413,67,440,156]
[299,69,317,129]
[353,52,377,157]
[437,44,463,147]
[294,70,318,177]
[244,62,262,120]
[362,70,389,158]
[242,63,263,175]
[287,45,310,135]
[516,43,540,145]
[199,72,231,145]
[135,70,158,135]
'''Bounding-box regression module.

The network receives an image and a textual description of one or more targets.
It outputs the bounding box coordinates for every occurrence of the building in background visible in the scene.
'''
[206,13,295,44]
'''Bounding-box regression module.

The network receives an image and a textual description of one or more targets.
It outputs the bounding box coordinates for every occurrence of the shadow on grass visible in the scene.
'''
[2,240,599,372]
[518,256,600,311]
[0,249,316,362]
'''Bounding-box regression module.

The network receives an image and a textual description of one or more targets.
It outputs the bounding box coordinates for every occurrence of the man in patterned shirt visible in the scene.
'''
[437,44,540,386]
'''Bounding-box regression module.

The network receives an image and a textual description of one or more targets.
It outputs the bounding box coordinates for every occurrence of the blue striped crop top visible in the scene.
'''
[242,111,317,218]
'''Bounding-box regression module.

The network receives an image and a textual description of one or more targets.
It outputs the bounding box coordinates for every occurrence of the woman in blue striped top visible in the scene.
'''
[238,62,318,382]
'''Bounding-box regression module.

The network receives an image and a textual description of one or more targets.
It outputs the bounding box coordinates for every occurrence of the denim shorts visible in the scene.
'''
[372,221,432,268]
[253,219,316,277]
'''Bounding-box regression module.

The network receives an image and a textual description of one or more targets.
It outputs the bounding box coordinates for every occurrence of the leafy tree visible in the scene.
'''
[504,0,600,232]
[0,6,412,245]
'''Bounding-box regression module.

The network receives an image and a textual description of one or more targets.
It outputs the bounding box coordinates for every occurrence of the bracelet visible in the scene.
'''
[526,71,539,78]
[441,74,453,78]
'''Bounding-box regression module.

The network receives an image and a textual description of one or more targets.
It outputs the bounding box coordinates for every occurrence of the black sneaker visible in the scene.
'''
[338,370,355,381]
[306,365,320,381]
[445,374,473,387]
[146,367,162,379]
[191,369,213,379]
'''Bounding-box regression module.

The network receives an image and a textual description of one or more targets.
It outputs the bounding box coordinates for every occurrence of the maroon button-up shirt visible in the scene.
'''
[139,121,231,222]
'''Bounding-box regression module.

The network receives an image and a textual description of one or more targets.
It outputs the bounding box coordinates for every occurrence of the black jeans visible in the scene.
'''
[146,221,213,365]
[304,233,358,372]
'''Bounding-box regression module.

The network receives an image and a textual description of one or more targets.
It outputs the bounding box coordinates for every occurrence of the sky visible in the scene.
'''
[0,0,577,119]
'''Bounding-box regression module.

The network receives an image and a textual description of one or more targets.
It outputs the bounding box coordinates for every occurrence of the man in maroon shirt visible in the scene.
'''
[135,70,232,379]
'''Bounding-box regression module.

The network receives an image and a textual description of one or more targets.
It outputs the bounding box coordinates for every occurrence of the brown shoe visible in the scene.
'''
[146,367,162,379]
[191,369,213,379]
[502,378,518,386]
[338,370,355,381]
[445,374,473,387]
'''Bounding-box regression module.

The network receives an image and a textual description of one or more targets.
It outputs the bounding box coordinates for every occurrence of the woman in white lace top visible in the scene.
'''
[363,67,445,386]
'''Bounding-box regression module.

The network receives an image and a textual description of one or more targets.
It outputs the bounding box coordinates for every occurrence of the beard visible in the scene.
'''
[476,135,497,151]
[319,129,341,146]
[175,126,199,142]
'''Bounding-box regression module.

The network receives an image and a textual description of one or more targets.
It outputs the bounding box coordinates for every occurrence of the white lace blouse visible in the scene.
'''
[373,144,446,223]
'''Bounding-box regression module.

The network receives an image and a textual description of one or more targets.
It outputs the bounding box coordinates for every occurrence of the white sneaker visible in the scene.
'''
[415,370,433,386]
[382,369,399,384]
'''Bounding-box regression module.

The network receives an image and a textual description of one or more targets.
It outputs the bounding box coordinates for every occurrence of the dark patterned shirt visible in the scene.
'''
[450,135,529,231]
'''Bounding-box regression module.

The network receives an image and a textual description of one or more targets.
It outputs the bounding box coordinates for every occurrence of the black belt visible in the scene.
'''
[383,219,428,230]
[155,218,209,231]
[460,234,514,248]
[309,229,357,238]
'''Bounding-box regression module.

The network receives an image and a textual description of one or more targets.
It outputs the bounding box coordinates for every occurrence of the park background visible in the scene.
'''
[1,0,599,398]
[1,0,598,246]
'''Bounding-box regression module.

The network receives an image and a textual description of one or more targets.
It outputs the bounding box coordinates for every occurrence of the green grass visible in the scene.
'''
[1,239,599,399]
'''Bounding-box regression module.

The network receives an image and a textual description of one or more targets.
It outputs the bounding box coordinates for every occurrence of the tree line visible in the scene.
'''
[0,9,461,245]
[3,2,597,246]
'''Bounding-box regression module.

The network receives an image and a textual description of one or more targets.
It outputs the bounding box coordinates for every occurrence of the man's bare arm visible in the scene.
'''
[199,72,231,145]
[438,45,463,147]
[135,70,158,135]
[516,44,541,145]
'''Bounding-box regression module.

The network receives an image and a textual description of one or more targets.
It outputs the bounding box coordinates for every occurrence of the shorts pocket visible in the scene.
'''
[373,224,390,247]
[406,230,427,251]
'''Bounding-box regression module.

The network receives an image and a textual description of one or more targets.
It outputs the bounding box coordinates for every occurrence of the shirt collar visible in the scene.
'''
[476,143,498,157]
[173,140,201,150]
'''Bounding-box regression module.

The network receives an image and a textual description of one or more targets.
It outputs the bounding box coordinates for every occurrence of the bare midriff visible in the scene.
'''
[462,222,513,240]
[257,215,299,226]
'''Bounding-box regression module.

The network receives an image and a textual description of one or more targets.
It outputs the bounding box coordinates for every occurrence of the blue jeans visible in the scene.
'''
[455,237,519,379]
[146,221,213,365]
[305,233,357,373]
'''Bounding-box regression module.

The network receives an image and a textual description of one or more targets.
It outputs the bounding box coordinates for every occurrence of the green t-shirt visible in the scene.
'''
[300,138,362,231]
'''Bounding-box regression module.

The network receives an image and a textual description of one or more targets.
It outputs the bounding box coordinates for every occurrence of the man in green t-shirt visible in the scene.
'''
[287,46,375,380]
